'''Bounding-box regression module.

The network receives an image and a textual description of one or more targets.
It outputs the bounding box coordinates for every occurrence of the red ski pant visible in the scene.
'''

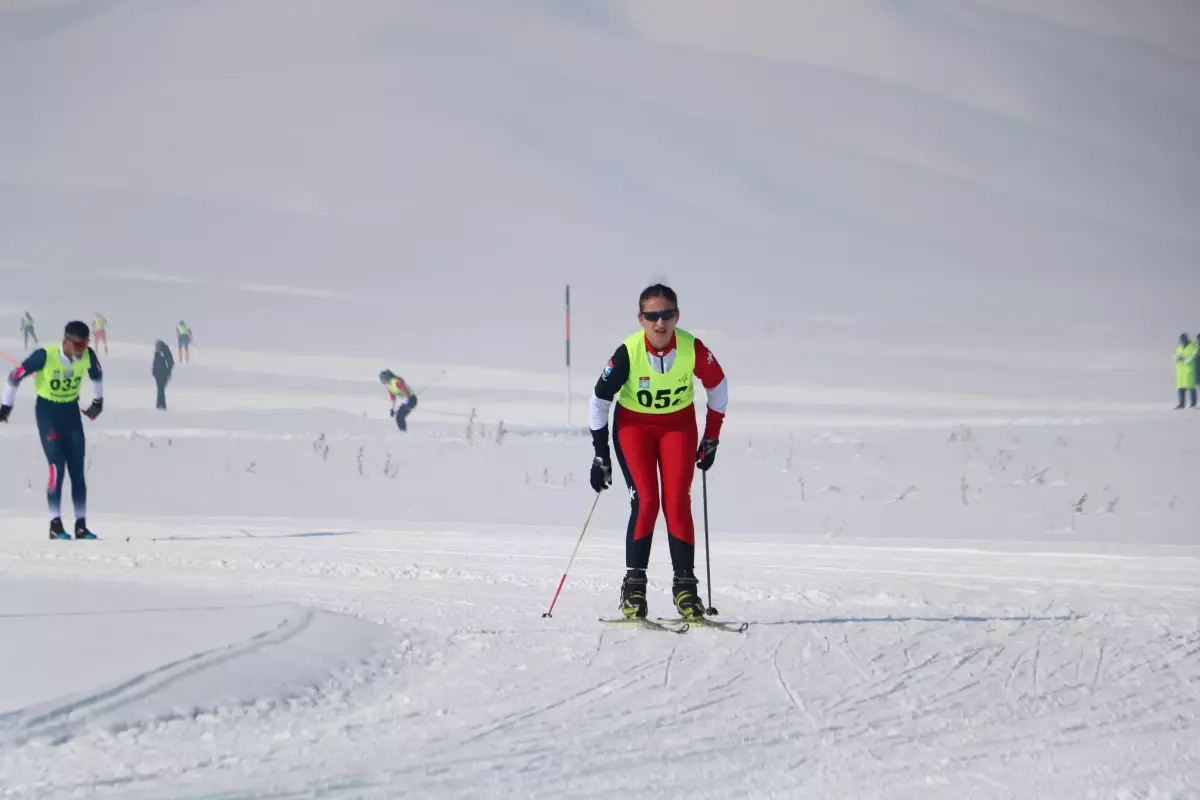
[613,405,698,572]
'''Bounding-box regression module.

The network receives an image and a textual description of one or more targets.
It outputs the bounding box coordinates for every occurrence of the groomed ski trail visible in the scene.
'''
[0,517,1196,798]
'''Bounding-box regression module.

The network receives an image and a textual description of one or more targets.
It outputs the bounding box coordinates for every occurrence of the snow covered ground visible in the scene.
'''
[2,0,1199,797]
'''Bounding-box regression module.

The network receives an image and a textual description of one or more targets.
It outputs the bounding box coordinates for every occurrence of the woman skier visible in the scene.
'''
[588,283,728,620]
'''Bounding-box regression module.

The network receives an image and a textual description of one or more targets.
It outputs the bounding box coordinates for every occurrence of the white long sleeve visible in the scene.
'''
[589,394,612,431]
[705,376,728,414]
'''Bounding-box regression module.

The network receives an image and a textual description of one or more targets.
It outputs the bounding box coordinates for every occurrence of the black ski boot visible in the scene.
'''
[672,574,706,619]
[74,518,97,540]
[49,517,70,540]
[619,571,648,619]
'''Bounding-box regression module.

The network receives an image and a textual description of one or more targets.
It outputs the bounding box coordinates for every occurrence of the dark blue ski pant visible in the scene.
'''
[35,399,87,521]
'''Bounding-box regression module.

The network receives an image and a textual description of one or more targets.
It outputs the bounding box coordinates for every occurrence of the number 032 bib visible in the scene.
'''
[616,328,696,414]
[34,344,90,404]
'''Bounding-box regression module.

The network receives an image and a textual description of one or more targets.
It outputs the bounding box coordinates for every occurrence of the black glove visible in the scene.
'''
[696,438,718,471]
[590,450,612,493]
[82,399,103,420]
[0,405,11,423]
[389,407,396,417]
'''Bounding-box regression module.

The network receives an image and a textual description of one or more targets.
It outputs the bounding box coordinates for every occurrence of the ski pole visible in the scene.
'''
[702,470,719,616]
[542,492,602,618]
[416,369,448,397]
[0,350,17,366]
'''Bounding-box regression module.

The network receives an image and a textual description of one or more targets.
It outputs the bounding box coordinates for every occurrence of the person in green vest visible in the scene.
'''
[588,283,729,620]
[20,311,37,350]
[1178,333,1198,409]
[92,312,108,354]
[0,320,104,539]
[176,320,192,362]
[379,370,418,431]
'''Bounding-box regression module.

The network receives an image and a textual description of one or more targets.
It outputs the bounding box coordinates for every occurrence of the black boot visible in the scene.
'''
[74,518,97,540]
[619,571,648,619]
[672,573,706,619]
[49,517,70,540]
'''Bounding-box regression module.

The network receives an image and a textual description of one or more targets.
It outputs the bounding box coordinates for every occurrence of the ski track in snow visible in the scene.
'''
[0,609,316,749]
[0,520,1196,798]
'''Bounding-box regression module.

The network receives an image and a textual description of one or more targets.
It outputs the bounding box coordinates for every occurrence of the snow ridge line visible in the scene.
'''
[0,609,315,748]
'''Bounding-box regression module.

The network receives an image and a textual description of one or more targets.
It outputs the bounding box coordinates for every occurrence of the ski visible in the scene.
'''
[657,616,748,633]
[599,617,689,633]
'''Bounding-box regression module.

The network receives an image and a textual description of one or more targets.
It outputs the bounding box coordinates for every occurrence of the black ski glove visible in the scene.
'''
[590,450,612,493]
[696,438,718,471]
[0,405,11,423]
[82,399,103,420]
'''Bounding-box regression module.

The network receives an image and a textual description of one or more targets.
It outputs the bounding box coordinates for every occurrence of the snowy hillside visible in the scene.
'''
[1,1,1198,798]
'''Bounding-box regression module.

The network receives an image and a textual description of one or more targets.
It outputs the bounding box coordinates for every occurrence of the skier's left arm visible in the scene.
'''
[693,338,728,470]
[83,347,104,419]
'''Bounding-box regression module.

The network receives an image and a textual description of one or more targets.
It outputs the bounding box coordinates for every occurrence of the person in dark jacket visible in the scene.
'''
[153,339,175,410]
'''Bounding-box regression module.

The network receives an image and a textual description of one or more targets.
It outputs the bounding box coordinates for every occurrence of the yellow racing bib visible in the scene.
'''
[616,329,696,414]
[34,344,90,404]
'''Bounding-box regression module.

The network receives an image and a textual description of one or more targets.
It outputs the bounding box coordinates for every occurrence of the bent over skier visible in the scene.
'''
[379,369,418,431]
[588,283,728,621]
[0,320,104,539]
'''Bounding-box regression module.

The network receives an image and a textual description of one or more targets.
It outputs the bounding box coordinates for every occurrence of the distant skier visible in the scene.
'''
[93,313,108,353]
[176,320,192,362]
[0,320,104,540]
[152,339,174,410]
[1177,333,1198,409]
[588,283,728,621]
[20,311,37,350]
[379,369,418,431]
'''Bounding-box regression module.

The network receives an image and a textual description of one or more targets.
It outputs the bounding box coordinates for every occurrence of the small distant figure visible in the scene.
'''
[93,313,108,354]
[1178,333,1198,409]
[20,311,37,350]
[152,339,175,410]
[379,369,418,431]
[176,320,192,362]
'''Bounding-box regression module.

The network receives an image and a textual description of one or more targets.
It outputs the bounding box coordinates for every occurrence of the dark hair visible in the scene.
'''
[639,283,678,311]
[64,320,90,340]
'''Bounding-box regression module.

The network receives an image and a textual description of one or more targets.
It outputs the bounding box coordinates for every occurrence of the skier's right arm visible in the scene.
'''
[1,349,47,414]
[587,345,629,492]
[385,381,400,414]
[589,345,630,455]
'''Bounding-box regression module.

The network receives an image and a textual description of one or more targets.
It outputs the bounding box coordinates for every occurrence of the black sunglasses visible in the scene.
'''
[641,308,678,322]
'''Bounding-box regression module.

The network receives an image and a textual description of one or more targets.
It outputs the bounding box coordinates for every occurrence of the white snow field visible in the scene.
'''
[2,0,1200,797]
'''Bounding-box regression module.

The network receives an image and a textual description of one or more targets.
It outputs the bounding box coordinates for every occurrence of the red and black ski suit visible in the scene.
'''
[590,333,727,572]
